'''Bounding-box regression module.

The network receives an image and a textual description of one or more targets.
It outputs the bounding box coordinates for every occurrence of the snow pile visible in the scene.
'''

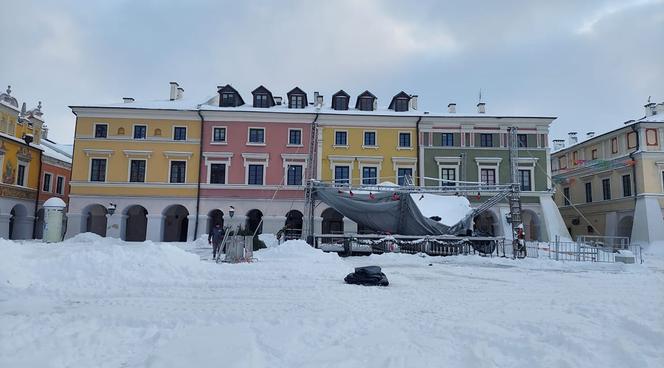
[411,193,472,226]
[0,235,208,291]
[258,233,279,248]
[1,237,663,368]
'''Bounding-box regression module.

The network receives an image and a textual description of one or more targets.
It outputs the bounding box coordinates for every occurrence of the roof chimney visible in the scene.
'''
[553,139,565,151]
[274,96,283,105]
[123,97,135,103]
[410,95,418,110]
[586,131,595,139]
[169,82,179,101]
[314,91,319,103]
[448,103,456,113]
[477,102,486,114]
[316,94,324,107]
[568,132,578,145]
[645,102,656,116]
[176,87,184,100]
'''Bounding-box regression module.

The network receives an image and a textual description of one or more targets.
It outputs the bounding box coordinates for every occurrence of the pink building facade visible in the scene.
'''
[199,106,316,236]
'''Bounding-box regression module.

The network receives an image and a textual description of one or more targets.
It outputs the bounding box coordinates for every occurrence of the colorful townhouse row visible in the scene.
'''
[67,82,569,243]
[551,101,664,246]
[0,85,73,240]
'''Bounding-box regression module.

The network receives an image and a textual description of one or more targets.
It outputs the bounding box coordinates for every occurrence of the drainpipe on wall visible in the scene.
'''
[415,116,422,185]
[629,123,639,201]
[193,108,205,240]
[32,147,43,239]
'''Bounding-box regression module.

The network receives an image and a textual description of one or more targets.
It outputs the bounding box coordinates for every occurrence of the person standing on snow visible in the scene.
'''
[208,223,225,259]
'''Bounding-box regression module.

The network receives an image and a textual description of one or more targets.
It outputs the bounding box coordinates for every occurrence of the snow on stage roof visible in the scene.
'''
[411,193,473,227]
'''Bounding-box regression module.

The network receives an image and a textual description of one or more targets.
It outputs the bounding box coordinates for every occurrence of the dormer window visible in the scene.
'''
[252,85,275,108]
[217,84,245,107]
[358,97,373,111]
[290,95,305,108]
[255,94,269,108]
[395,98,409,111]
[331,90,350,111]
[355,91,376,111]
[389,91,412,112]
[287,87,308,109]
[221,93,236,107]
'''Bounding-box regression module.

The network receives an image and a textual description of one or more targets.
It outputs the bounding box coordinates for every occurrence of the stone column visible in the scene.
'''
[187,215,197,242]
[632,195,664,246]
[261,215,285,234]
[146,214,162,242]
[604,211,618,237]
[65,213,82,239]
[343,218,358,234]
[105,214,123,239]
[0,213,11,239]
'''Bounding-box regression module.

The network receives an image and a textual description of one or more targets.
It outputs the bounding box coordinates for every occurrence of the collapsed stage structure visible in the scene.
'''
[303,126,528,258]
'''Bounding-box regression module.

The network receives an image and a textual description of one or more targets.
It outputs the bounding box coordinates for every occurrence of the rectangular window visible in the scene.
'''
[133,125,146,139]
[622,174,631,197]
[169,161,186,183]
[90,159,106,182]
[334,166,350,185]
[173,127,187,141]
[563,187,570,206]
[585,182,592,203]
[43,173,52,192]
[440,168,456,187]
[255,94,269,108]
[399,132,411,147]
[335,131,347,146]
[480,134,493,147]
[611,137,618,153]
[572,151,578,165]
[212,127,226,142]
[362,166,378,185]
[221,93,235,107]
[210,163,226,184]
[288,129,302,145]
[94,124,108,138]
[15,164,26,186]
[248,164,264,185]
[358,97,373,111]
[602,178,611,200]
[334,96,348,110]
[480,168,496,185]
[518,169,532,191]
[518,134,528,148]
[290,95,304,108]
[129,160,146,183]
[397,168,413,186]
[364,131,376,146]
[442,133,454,146]
[287,165,303,186]
[592,149,598,160]
[56,176,64,194]
[395,98,409,112]
[248,128,265,144]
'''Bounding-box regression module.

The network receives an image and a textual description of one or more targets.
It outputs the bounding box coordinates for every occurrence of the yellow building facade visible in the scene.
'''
[1,88,43,239]
[68,105,202,241]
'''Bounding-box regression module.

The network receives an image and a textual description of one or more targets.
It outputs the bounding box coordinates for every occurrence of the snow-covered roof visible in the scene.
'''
[71,97,555,119]
[39,139,72,164]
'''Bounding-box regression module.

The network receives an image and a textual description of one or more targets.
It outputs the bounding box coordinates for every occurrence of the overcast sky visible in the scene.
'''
[1,0,662,144]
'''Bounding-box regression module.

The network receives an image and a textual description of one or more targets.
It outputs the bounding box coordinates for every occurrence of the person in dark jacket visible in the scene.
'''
[208,223,225,259]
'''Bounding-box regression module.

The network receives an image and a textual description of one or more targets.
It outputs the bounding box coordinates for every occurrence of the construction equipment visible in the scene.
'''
[507,127,526,258]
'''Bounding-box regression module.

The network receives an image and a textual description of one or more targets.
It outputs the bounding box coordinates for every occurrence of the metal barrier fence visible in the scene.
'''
[313,233,643,263]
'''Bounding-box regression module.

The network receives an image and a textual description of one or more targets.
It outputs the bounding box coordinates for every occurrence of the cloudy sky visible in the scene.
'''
[1,0,662,144]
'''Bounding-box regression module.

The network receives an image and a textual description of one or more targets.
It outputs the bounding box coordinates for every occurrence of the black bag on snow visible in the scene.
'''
[344,266,389,286]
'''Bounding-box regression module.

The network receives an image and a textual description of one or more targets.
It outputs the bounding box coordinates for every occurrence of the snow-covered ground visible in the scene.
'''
[1,234,663,368]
